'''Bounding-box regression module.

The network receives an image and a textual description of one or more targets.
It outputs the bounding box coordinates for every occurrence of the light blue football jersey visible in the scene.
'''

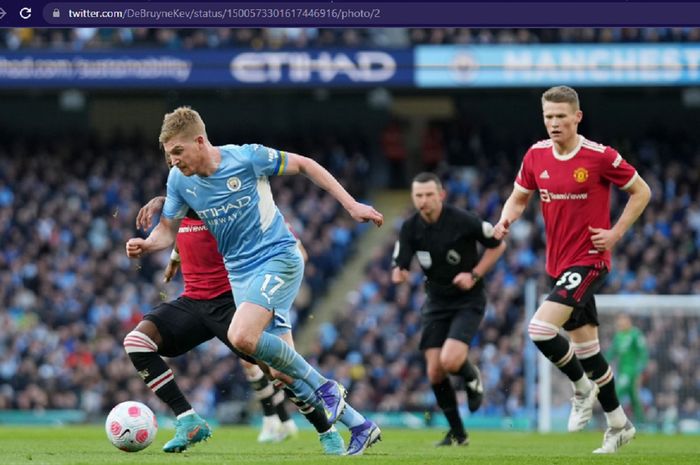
[162,144,297,276]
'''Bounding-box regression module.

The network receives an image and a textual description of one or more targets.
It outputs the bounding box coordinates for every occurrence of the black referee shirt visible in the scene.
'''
[393,204,501,307]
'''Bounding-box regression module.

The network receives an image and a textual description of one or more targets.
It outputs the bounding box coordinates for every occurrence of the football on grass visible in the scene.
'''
[105,401,158,452]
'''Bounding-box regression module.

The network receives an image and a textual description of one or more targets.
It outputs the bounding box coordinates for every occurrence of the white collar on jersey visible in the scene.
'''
[552,135,584,161]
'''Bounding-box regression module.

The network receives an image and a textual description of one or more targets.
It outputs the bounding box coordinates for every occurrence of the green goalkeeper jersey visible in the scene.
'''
[607,327,648,375]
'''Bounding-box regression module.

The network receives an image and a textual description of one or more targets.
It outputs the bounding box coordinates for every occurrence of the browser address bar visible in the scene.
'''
[43,2,389,26]
[41,2,700,28]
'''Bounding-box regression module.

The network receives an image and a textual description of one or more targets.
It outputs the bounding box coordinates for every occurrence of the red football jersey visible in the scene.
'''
[514,136,638,277]
[176,217,231,300]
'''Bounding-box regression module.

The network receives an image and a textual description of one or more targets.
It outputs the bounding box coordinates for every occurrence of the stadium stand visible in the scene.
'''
[3,28,700,50]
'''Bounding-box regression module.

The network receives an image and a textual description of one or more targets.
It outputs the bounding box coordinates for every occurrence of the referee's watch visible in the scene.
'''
[471,271,482,283]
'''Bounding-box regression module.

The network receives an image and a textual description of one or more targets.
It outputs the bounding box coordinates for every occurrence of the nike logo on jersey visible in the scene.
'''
[540,170,550,179]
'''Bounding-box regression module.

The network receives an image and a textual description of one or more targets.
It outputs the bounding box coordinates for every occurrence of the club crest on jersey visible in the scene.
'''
[226,176,242,192]
[446,249,461,265]
[573,167,588,183]
[416,251,432,269]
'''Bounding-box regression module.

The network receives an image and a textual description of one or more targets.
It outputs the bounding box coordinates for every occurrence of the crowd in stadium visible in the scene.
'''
[3,27,700,50]
[1,120,698,429]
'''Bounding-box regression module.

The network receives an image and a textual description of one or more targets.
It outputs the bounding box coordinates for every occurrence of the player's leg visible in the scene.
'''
[614,370,631,408]
[441,306,486,412]
[269,379,298,439]
[274,332,380,456]
[270,328,364,455]
[628,375,645,424]
[241,359,286,443]
[227,249,345,423]
[123,300,212,452]
[208,296,344,455]
[560,267,634,452]
[440,339,483,412]
[615,366,645,423]
[532,266,611,433]
[425,348,468,446]
[570,324,635,453]
[530,300,598,432]
[228,303,345,422]
[277,378,345,455]
[421,312,468,446]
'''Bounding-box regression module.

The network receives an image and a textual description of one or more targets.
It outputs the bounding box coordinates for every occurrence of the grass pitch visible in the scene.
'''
[0,426,698,465]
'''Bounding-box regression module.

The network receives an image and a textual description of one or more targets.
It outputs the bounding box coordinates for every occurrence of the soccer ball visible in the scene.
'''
[105,401,158,452]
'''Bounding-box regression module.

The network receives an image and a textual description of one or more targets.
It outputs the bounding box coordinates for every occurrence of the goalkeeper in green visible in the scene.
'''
[606,314,648,423]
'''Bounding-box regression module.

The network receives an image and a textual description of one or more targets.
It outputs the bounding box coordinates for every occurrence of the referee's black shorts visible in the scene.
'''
[419,300,485,350]
[143,291,255,363]
[545,265,609,331]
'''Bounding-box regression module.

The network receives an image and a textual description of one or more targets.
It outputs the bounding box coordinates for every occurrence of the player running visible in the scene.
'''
[126,203,345,454]
[126,110,382,454]
[494,86,651,453]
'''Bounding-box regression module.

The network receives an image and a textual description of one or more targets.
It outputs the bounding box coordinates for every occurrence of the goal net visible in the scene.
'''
[529,291,700,433]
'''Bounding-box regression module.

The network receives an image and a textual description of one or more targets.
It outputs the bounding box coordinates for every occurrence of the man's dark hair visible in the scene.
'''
[412,172,442,188]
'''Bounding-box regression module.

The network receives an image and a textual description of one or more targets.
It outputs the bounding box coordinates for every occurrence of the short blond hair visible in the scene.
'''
[159,106,207,148]
[541,86,580,111]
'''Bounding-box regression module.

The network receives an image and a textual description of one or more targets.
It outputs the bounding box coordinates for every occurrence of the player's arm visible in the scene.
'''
[391,267,410,284]
[391,224,413,284]
[163,243,181,282]
[453,241,507,291]
[589,175,651,252]
[296,239,309,263]
[473,241,507,279]
[454,219,507,291]
[283,152,383,227]
[494,188,533,240]
[136,195,166,231]
[285,220,309,262]
[126,216,181,259]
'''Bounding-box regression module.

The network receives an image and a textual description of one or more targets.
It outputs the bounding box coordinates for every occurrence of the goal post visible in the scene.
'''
[523,281,700,433]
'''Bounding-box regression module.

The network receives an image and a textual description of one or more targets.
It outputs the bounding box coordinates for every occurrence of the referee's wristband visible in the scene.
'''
[471,271,481,283]
[170,249,181,262]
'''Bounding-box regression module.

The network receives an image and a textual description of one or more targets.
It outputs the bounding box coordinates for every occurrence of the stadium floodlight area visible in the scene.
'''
[523,282,700,434]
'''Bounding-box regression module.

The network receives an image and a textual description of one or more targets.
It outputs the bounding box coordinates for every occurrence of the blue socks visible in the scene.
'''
[253,332,327,388]
[339,404,366,429]
[287,379,322,409]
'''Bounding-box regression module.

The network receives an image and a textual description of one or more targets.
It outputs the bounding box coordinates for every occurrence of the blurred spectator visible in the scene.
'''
[4,28,700,51]
[380,120,408,189]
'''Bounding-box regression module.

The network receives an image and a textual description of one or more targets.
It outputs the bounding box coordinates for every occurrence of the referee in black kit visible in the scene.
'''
[391,172,506,446]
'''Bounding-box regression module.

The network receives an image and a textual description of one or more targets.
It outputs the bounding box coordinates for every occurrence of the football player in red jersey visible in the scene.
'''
[494,86,651,454]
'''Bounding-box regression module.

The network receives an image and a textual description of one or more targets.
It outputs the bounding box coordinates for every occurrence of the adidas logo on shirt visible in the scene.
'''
[540,170,550,179]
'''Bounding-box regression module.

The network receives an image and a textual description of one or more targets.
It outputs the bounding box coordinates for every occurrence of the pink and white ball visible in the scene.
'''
[105,401,158,452]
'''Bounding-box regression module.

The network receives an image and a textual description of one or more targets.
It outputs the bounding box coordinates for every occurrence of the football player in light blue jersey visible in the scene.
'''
[126,106,383,455]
